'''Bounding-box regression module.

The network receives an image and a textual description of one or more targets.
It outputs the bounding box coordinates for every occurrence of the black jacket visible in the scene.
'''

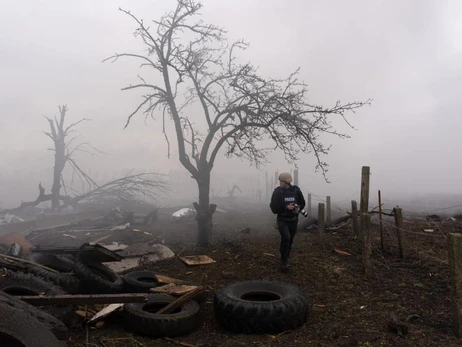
[270,185,306,219]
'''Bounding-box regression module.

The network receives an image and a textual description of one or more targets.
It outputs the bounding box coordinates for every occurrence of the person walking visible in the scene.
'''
[270,172,306,272]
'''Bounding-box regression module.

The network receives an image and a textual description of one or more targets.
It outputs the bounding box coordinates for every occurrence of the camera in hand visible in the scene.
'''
[294,204,308,218]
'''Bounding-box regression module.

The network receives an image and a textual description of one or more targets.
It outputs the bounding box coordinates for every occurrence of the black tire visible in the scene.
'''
[27,253,75,273]
[123,294,201,337]
[123,271,160,293]
[74,253,124,294]
[214,280,309,334]
[0,291,68,340]
[0,271,73,324]
[0,301,66,347]
[27,266,82,294]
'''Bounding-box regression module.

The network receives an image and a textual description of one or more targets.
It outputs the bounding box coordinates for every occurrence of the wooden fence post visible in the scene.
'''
[448,233,462,337]
[318,203,325,246]
[360,166,370,213]
[326,196,331,225]
[360,166,370,242]
[351,200,359,237]
[393,207,407,259]
[361,213,372,275]
[378,190,384,251]
[307,194,312,215]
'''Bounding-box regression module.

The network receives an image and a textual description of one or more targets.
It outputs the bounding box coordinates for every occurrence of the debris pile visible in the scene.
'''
[0,206,310,345]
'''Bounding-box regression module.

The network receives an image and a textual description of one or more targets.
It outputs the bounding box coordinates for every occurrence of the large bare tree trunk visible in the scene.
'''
[193,170,216,246]
[51,143,65,210]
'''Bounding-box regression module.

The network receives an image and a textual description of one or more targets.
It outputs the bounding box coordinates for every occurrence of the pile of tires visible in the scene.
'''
[0,278,68,346]
[118,270,205,338]
[0,271,73,325]
[2,245,311,339]
[213,280,309,334]
[73,252,124,294]
[0,295,67,347]
[26,253,81,294]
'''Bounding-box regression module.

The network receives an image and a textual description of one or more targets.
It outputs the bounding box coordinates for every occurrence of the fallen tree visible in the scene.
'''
[3,106,169,215]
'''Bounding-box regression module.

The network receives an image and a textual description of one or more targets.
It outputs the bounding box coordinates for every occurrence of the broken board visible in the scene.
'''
[150,283,200,296]
[179,255,216,266]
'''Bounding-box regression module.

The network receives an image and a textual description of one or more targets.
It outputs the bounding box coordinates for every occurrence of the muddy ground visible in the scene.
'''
[27,203,462,347]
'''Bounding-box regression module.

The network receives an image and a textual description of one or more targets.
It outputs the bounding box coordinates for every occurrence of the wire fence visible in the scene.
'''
[357,211,462,269]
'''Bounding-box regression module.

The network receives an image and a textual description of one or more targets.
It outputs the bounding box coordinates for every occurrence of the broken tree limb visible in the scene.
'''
[17,293,149,306]
[6,172,168,214]
[156,287,205,314]
[3,183,71,215]
[62,172,169,209]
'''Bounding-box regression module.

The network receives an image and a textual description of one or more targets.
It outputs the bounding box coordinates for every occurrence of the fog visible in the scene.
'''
[1,0,461,211]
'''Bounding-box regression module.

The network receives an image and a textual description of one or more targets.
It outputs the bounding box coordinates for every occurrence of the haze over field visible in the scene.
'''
[1,0,461,211]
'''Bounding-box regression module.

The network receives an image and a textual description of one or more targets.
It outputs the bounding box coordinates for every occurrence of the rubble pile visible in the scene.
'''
[0,207,309,346]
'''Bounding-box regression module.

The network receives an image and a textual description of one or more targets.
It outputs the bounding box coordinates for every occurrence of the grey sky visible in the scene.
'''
[1,0,461,208]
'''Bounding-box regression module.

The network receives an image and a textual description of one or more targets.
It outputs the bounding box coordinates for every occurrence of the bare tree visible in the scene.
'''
[4,106,168,214]
[44,105,92,209]
[104,0,371,245]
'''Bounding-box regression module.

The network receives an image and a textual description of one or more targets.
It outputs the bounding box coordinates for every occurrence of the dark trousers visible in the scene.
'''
[277,218,298,265]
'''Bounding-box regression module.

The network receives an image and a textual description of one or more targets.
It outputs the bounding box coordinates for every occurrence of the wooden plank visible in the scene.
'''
[179,255,216,266]
[151,283,199,296]
[30,246,80,254]
[156,287,205,314]
[16,293,149,306]
[155,274,190,285]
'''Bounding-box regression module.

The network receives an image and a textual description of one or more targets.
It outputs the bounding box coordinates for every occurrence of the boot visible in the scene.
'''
[280,261,289,273]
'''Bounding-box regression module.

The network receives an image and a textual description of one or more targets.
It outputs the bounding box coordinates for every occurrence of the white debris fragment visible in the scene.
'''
[110,223,130,231]
[172,208,196,218]
[104,244,175,273]
[99,242,128,251]
[0,213,25,225]
[88,304,124,323]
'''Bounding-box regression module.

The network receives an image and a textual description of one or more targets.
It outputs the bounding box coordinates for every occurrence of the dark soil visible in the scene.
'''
[29,203,462,347]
